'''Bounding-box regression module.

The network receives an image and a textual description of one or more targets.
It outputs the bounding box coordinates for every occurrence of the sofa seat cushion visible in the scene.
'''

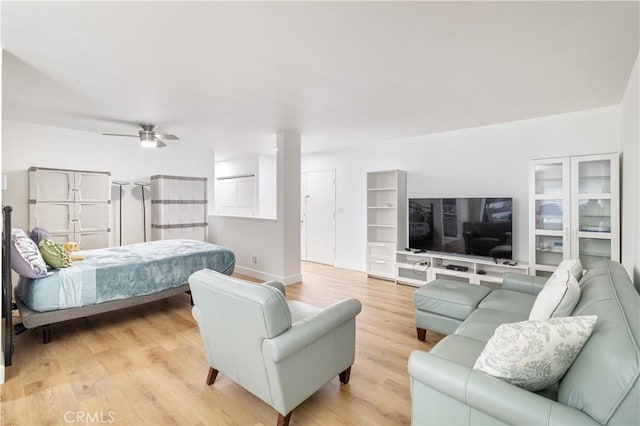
[455,308,527,342]
[478,290,536,315]
[414,280,492,321]
[430,334,487,368]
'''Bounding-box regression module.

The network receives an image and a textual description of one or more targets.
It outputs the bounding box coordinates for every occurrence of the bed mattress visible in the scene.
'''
[16,239,235,312]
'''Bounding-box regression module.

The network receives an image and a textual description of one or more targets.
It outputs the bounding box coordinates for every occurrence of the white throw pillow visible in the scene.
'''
[557,258,583,281]
[10,228,48,278]
[473,315,597,391]
[529,270,581,321]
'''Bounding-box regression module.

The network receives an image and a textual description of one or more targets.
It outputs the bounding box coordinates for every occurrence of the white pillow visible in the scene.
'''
[10,228,48,278]
[529,269,580,321]
[473,315,597,391]
[557,258,583,281]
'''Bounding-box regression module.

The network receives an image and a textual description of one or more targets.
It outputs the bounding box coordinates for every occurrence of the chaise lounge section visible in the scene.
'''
[408,260,639,425]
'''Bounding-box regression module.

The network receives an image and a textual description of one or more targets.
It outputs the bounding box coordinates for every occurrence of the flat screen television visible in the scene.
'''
[408,197,513,259]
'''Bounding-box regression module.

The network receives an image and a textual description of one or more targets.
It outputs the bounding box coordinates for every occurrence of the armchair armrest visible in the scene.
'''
[263,280,286,296]
[263,298,362,362]
[408,351,598,425]
[502,272,547,295]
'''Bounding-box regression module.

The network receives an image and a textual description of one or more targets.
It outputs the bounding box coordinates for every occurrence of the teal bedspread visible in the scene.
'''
[16,239,235,312]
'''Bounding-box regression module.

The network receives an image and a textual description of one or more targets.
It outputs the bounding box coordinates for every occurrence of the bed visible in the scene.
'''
[6,222,235,347]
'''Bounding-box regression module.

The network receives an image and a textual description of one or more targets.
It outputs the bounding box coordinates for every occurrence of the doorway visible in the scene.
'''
[301,170,336,265]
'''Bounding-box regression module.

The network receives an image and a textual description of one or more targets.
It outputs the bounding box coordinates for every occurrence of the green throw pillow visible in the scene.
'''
[38,239,72,269]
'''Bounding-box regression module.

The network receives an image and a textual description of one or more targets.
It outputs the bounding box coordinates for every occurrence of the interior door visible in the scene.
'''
[303,170,336,266]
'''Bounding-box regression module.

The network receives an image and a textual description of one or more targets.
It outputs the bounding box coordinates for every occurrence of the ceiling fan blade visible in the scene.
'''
[154,133,179,140]
[155,140,167,148]
[102,133,139,137]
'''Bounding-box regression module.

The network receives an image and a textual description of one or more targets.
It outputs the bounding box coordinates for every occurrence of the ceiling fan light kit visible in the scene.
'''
[102,123,178,148]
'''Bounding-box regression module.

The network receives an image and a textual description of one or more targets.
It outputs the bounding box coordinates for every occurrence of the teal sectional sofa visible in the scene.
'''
[408,260,639,425]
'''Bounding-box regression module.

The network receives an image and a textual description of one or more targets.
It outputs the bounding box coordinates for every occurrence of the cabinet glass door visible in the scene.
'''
[577,237,612,269]
[571,154,620,264]
[530,158,570,275]
[534,162,564,196]
[535,200,564,231]
[534,234,564,268]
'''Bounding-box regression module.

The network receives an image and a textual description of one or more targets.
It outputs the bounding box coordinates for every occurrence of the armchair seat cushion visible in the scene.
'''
[288,300,322,323]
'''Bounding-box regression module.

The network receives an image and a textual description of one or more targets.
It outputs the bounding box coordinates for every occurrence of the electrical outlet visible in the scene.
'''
[251,256,258,264]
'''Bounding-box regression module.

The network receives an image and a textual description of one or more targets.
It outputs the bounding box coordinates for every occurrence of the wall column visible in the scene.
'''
[276,131,302,283]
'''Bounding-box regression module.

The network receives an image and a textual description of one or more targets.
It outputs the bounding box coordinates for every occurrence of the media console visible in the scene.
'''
[395,251,529,288]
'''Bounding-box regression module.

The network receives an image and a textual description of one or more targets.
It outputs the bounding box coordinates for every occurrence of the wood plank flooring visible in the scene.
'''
[1,262,442,425]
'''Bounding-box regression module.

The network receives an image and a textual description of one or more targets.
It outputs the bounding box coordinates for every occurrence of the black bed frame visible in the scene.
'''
[3,206,14,366]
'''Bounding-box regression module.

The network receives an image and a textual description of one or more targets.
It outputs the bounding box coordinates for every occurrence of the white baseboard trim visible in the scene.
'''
[234,266,302,286]
[334,261,367,272]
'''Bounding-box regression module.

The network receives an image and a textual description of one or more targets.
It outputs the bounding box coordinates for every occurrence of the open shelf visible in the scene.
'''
[366,170,406,282]
[395,251,529,287]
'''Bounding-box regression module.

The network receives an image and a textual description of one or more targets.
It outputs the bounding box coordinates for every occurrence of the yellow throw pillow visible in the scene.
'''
[39,239,72,269]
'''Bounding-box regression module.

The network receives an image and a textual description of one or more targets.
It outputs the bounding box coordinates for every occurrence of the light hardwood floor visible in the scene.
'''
[1,262,442,425]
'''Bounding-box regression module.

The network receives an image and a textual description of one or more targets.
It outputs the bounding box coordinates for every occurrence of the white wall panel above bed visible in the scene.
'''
[150,175,208,241]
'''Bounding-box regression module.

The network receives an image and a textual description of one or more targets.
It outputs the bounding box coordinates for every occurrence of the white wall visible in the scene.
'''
[210,132,301,284]
[302,106,621,271]
[214,153,277,218]
[621,54,640,285]
[258,154,277,218]
[2,120,215,246]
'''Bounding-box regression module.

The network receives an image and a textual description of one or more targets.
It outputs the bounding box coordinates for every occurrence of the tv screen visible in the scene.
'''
[408,198,513,259]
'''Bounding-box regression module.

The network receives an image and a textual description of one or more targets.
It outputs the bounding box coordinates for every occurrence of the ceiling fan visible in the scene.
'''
[102,124,179,148]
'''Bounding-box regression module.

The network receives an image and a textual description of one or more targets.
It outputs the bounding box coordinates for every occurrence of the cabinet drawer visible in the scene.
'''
[368,259,395,278]
[367,243,396,260]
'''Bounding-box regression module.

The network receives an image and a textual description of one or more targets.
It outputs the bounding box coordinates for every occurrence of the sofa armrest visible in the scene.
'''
[263,298,362,362]
[502,272,547,295]
[263,280,286,296]
[408,351,598,425]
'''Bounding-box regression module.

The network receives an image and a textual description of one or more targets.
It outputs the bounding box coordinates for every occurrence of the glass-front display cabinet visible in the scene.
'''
[529,153,619,277]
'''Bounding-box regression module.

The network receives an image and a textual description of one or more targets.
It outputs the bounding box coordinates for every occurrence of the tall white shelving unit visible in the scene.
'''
[366,170,406,281]
[529,153,620,277]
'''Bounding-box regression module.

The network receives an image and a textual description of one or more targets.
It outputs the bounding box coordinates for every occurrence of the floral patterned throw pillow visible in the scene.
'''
[473,315,597,391]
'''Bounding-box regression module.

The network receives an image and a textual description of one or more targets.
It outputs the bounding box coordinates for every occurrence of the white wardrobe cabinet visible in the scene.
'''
[529,153,620,277]
[28,167,111,249]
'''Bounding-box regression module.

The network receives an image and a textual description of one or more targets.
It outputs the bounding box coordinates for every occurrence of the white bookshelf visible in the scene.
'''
[366,170,407,280]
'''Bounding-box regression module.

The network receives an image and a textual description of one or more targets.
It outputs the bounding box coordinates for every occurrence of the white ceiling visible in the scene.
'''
[2,1,638,154]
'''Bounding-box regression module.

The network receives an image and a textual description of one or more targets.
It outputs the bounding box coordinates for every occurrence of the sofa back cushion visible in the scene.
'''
[528,269,581,320]
[558,261,639,425]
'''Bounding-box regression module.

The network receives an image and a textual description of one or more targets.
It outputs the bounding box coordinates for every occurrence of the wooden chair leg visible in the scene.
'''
[339,366,351,384]
[416,327,427,342]
[277,411,292,426]
[206,367,219,385]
